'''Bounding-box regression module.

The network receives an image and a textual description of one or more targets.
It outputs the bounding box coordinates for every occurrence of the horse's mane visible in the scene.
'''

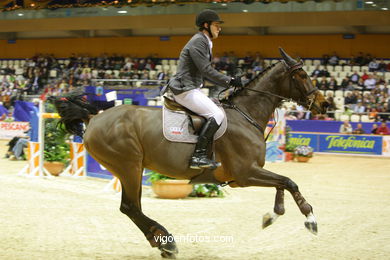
[225,61,281,100]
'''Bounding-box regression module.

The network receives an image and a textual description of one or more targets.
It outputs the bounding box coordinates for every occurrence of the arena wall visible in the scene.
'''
[1,34,390,58]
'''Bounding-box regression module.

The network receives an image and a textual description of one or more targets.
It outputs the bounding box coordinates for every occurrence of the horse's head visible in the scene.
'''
[279,48,329,115]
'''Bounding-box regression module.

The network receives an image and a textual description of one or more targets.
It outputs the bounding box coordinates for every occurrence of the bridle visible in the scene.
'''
[234,60,321,113]
[222,60,322,138]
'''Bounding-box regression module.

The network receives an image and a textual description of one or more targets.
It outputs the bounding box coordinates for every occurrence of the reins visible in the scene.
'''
[220,60,319,141]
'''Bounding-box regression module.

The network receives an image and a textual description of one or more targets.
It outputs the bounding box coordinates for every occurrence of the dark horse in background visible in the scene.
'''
[51,49,328,258]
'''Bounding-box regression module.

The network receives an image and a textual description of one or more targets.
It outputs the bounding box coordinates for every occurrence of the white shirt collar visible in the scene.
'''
[203,32,213,51]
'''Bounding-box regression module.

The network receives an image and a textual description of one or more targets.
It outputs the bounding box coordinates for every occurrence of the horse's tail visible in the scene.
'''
[48,90,98,137]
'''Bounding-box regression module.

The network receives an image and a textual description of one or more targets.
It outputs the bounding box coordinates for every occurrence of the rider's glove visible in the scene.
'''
[230,77,243,88]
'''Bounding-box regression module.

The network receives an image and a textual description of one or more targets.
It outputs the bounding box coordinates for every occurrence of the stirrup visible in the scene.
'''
[190,156,221,170]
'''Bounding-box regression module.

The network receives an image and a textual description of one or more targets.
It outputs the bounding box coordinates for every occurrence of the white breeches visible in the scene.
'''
[173,88,225,125]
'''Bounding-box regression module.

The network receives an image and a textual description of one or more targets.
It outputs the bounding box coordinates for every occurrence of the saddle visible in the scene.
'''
[162,94,227,143]
[164,97,206,134]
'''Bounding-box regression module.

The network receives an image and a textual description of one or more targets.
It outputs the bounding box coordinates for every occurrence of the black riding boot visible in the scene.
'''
[190,117,220,170]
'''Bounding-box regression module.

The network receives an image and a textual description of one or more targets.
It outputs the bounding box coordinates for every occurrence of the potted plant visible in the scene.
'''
[190,184,224,198]
[145,171,193,199]
[43,104,70,176]
[294,145,313,162]
[285,143,298,162]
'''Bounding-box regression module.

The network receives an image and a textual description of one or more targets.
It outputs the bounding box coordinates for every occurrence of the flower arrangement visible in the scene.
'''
[294,145,313,158]
[145,171,224,198]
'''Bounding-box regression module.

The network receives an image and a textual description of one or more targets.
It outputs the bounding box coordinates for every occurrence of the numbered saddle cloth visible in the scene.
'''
[162,100,227,143]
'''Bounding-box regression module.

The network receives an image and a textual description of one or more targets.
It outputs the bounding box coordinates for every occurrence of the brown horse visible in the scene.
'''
[51,48,328,258]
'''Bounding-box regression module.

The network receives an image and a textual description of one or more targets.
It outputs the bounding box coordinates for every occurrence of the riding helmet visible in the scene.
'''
[195,9,224,27]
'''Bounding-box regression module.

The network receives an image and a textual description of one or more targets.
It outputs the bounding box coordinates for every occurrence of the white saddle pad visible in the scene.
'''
[162,106,227,143]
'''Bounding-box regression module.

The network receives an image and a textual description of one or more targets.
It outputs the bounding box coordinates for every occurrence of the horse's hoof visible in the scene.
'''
[304,212,318,235]
[161,251,177,259]
[262,212,279,229]
[159,239,178,259]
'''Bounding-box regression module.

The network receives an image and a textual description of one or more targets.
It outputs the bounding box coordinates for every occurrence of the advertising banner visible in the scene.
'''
[265,109,286,162]
[0,121,29,139]
[290,132,388,156]
[319,134,382,155]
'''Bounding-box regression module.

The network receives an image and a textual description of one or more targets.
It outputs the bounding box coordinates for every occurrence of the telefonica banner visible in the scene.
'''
[290,132,388,156]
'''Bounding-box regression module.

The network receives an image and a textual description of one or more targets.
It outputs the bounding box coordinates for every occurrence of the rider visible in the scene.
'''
[167,9,243,169]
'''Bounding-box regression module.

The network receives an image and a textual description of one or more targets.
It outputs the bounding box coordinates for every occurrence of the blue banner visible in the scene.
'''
[289,133,319,151]
[290,132,383,155]
[85,86,161,106]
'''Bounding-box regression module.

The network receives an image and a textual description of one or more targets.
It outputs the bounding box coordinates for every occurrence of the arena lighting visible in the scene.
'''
[17,13,23,16]
[117,10,128,13]
[382,7,388,10]
[365,1,374,4]
[243,9,248,12]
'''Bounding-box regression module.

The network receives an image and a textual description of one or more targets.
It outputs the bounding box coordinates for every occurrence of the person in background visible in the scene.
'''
[352,123,365,135]
[371,123,379,134]
[375,121,390,135]
[339,120,352,134]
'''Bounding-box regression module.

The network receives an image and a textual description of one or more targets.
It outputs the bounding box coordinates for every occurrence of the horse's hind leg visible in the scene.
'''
[262,188,285,229]
[105,162,179,258]
[233,167,317,235]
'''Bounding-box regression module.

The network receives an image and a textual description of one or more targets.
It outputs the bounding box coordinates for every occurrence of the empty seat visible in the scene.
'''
[334,110,343,120]
[352,66,361,72]
[326,65,334,72]
[168,59,176,66]
[343,66,351,72]
[350,114,360,122]
[162,65,170,72]
[360,115,370,122]
[161,59,169,66]
[340,114,350,121]
[335,90,344,97]
[334,65,343,72]
[313,59,321,66]
[155,65,162,71]
[304,59,312,66]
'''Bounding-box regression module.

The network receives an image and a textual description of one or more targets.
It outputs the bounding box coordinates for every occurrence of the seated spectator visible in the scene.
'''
[321,54,329,65]
[364,75,376,90]
[328,76,338,90]
[355,52,365,66]
[368,59,379,72]
[377,59,387,72]
[376,121,390,135]
[350,71,360,83]
[318,77,329,90]
[361,70,369,81]
[340,76,350,90]
[10,136,29,160]
[311,65,322,77]
[339,120,352,134]
[371,123,379,134]
[328,52,339,66]
[354,102,366,114]
[352,123,365,134]
[344,92,356,106]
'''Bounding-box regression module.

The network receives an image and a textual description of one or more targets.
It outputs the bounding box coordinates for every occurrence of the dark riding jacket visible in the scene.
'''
[167,32,231,95]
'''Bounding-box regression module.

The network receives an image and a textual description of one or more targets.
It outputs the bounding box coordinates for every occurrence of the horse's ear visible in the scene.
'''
[279,47,297,67]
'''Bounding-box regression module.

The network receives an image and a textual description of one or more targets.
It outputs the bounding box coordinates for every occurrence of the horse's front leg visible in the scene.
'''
[231,166,318,235]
